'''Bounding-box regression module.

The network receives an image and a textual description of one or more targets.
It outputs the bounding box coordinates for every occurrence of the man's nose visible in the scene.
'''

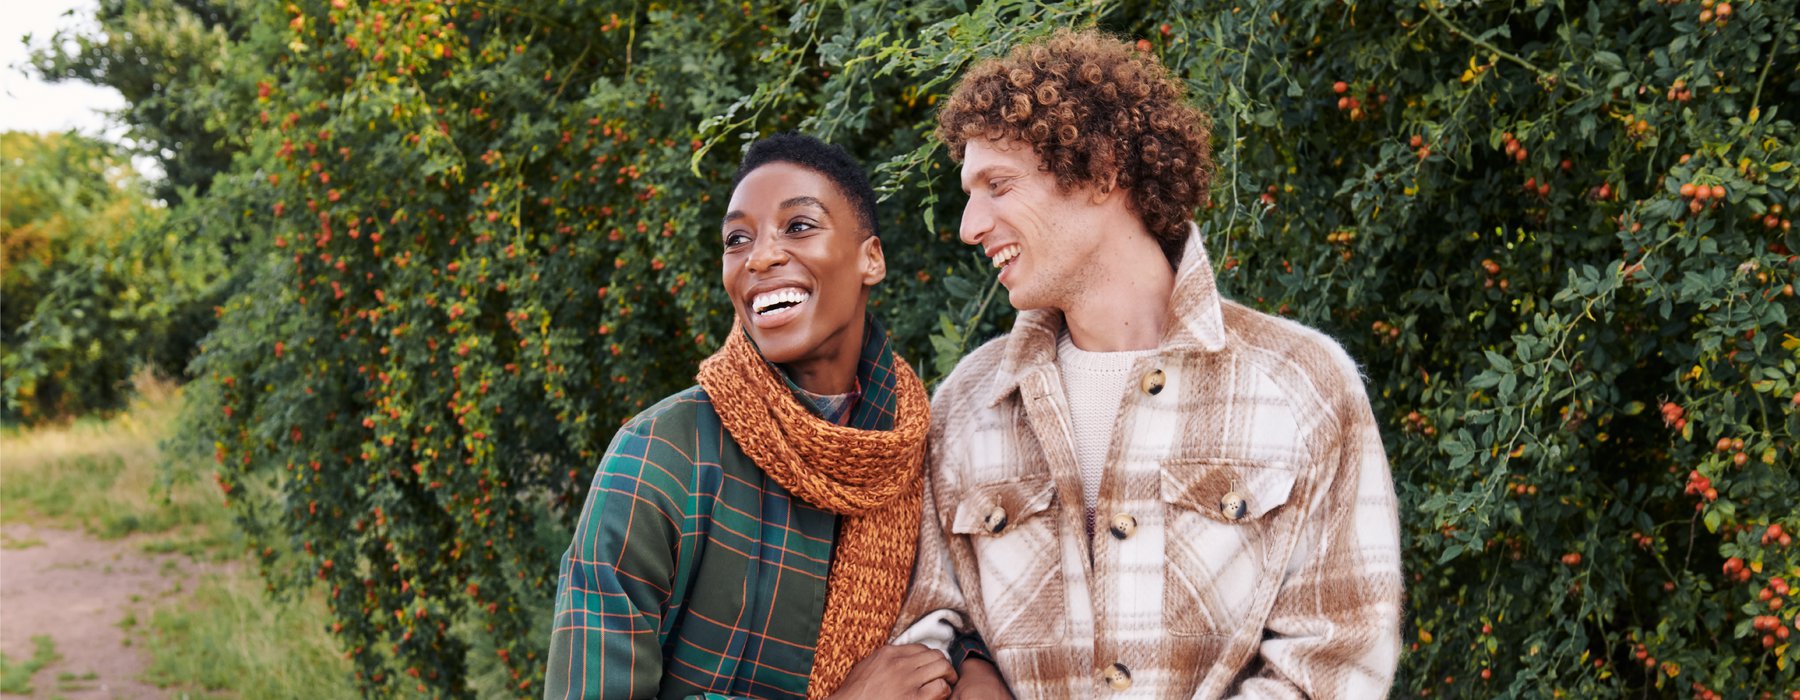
[959,196,992,247]
[746,233,789,272]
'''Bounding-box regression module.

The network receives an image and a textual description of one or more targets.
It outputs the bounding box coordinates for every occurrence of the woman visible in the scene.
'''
[545,134,952,700]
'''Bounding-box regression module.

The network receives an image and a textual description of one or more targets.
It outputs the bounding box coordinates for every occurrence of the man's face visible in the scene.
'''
[958,139,1107,311]
[721,161,884,368]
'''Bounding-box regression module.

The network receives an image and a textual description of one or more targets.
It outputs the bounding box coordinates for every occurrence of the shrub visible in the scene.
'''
[74,0,1793,695]
[0,131,213,424]
[1156,0,1800,694]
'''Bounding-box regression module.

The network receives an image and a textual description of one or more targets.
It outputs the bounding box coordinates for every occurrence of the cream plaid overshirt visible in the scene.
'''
[894,227,1404,699]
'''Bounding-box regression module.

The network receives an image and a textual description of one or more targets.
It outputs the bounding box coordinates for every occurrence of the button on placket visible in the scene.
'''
[1103,662,1133,691]
[1140,368,1166,396]
[1108,513,1137,540]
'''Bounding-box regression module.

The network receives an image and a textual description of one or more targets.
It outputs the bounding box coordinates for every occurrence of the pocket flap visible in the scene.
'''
[950,477,1057,536]
[1160,458,1298,523]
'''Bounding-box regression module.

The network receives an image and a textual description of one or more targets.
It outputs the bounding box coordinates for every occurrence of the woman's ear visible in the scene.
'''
[859,235,887,286]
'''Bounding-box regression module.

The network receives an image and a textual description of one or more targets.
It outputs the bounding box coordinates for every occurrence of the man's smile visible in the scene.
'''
[987,244,1020,269]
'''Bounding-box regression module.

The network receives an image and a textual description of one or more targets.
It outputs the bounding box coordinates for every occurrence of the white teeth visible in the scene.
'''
[990,245,1020,269]
[752,288,810,315]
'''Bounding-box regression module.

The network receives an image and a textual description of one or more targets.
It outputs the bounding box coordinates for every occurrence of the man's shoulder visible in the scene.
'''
[1218,300,1368,411]
[930,333,1012,414]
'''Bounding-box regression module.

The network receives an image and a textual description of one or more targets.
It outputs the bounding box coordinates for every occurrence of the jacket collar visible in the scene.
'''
[755,311,901,431]
[985,223,1226,407]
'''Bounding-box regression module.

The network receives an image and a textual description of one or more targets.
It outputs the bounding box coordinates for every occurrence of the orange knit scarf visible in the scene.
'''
[695,326,929,698]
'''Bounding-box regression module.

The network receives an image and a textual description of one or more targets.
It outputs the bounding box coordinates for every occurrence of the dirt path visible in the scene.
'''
[0,523,213,699]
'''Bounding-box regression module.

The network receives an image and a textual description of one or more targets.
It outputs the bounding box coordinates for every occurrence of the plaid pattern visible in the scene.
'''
[546,317,906,700]
[896,229,1404,699]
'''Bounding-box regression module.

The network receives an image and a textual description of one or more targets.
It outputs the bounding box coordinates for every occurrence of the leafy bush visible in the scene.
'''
[1,131,215,424]
[32,0,1786,695]
[1157,0,1800,694]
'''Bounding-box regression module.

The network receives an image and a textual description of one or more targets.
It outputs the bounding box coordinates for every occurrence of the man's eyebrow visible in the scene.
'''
[960,165,1004,194]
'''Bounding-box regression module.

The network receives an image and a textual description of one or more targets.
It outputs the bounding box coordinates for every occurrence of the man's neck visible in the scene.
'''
[1061,236,1175,353]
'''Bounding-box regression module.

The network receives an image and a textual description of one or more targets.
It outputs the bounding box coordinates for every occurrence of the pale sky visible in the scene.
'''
[2,0,161,175]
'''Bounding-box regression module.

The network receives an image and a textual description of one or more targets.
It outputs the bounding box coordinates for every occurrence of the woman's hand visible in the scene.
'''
[829,644,957,700]
[949,658,1012,700]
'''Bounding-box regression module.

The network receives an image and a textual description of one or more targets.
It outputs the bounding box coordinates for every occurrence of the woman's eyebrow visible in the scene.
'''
[722,196,829,227]
[780,196,829,214]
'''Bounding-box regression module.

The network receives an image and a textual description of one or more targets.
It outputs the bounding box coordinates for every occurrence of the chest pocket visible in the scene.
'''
[1159,457,1298,637]
[950,476,1067,648]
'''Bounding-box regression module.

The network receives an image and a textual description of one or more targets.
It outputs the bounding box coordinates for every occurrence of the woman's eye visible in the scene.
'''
[784,221,816,234]
[724,232,751,247]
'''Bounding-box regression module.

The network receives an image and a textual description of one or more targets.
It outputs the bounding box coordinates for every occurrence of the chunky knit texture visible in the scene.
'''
[697,326,929,698]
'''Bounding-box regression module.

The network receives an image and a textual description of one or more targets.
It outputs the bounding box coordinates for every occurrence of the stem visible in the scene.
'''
[622,0,639,81]
[957,272,1004,361]
[1426,3,1591,96]
[1750,27,1784,116]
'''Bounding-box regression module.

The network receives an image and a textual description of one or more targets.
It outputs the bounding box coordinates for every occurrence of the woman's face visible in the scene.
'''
[720,162,884,380]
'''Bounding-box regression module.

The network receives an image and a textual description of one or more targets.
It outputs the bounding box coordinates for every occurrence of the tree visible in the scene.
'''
[27,0,254,204]
[0,131,204,423]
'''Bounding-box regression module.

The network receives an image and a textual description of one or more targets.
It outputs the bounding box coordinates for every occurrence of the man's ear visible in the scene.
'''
[1089,172,1120,205]
[859,235,887,286]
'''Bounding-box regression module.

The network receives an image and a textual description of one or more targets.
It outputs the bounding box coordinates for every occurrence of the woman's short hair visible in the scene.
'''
[733,133,880,238]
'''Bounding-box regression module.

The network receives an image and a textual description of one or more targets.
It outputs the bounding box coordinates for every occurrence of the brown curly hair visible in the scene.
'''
[936,29,1214,260]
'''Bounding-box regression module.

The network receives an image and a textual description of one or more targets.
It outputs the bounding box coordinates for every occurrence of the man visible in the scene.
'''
[896,30,1404,698]
[545,134,958,699]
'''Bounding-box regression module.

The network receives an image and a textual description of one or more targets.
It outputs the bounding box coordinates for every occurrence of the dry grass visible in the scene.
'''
[0,373,226,543]
[1,375,357,697]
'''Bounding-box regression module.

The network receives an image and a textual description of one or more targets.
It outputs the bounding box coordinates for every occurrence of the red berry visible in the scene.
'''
[1333,81,1349,94]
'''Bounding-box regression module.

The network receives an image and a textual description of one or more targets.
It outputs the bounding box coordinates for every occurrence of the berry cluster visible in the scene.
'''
[1678,182,1727,215]
[1401,410,1436,437]
[1331,80,1386,121]
[1500,132,1528,163]
[1696,0,1732,26]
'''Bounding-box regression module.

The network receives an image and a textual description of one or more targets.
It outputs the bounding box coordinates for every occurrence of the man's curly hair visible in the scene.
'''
[936,29,1214,260]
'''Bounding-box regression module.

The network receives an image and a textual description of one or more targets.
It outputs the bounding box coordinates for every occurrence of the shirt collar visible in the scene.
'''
[985,222,1227,407]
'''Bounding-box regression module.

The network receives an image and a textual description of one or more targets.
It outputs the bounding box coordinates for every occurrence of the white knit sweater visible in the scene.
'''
[1055,331,1158,514]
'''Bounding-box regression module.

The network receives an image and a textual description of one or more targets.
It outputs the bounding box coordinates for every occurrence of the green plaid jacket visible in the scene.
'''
[545,318,908,700]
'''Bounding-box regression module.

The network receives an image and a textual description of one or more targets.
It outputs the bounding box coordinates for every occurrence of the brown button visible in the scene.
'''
[983,506,1009,534]
[1108,514,1138,540]
[1103,662,1132,690]
[1141,368,1166,395]
[1220,491,1248,520]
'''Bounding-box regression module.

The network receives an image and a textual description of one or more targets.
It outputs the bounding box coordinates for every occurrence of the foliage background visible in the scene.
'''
[10,0,1798,696]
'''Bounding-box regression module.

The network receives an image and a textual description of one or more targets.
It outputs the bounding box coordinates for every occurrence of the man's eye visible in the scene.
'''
[724,232,751,247]
[988,178,1007,195]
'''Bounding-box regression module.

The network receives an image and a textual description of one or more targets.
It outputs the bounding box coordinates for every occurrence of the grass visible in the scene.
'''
[142,570,356,697]
[0,376,227,544]
[0,376,357,698]
[0,635,61,694]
